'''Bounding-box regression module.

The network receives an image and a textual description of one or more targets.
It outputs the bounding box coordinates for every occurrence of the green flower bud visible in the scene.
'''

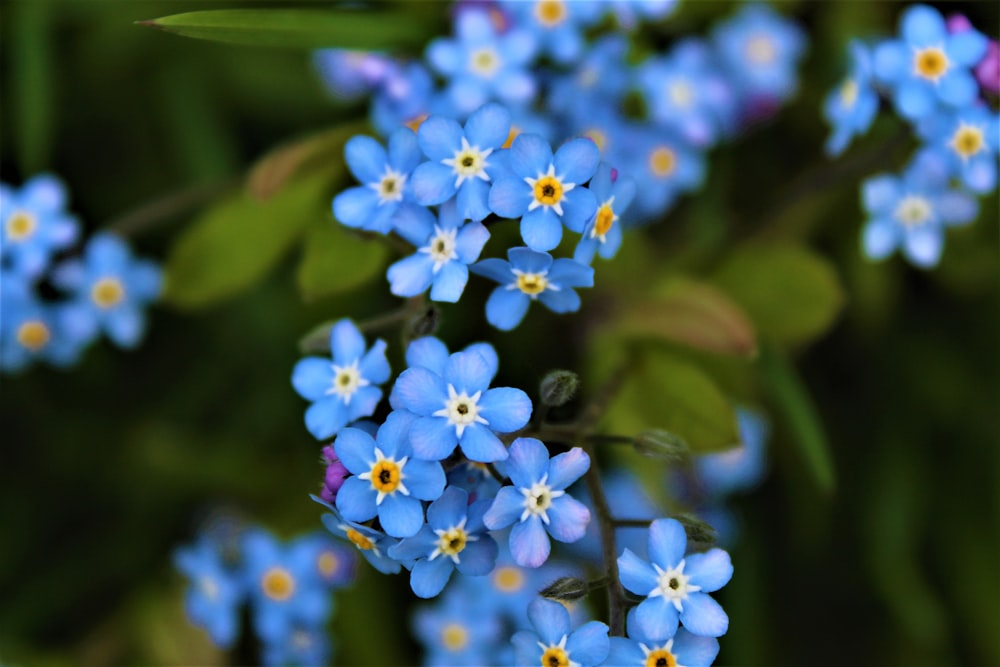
[539,370,579,407]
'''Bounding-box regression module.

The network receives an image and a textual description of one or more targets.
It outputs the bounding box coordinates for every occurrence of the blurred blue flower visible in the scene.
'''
[547,35,631,123]
[609,0,678,30]
[0,273,85,373]
[873,4,988,119]
[426,7,538,115]
[389,486,498,598]
[823,40,880,157]
[471,247,594,331]
[261,624,332,667]
[511,598,609,667]
[606,608,720,667]
[565,468,658,565]
[390,337,532,462]
[500,0,603,64]
[52,232,161,349]
[914,105,999,194]
[619,518,733,638]
[611,127,705,222]
[483,438,591,568]
[371,62,440,136]
[334,410,446,538]
[0,174,79,279]
[291,318,390,440]
[332,127,422,233]
[411,585,505,667]
[574,163,635,265]
[695,408,770,498]
[314,49,394,101]
[174,538,245,648]
[314,495,404,574]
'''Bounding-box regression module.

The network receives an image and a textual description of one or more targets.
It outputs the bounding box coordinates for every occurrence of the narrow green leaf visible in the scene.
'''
[163,172,333,309]
[614,277,758,358]
[759,345,836,494]
[601,345,739,454]
[296,221,388,302]
[11,0,53,172]
[712,243,845,345]
[137,9,435,50]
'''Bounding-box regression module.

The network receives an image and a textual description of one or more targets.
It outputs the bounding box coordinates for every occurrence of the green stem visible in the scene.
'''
[107,177,238,238]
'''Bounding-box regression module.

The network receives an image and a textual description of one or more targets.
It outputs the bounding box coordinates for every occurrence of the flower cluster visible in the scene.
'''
[1,174,161,373]
[822,4,997,268]
[320,2,808,331]
[174,522,357,667]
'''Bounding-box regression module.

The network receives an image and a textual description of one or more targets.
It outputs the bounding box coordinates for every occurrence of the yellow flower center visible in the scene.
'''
[594,202,616,239]
[533,176,564,207]
[541,646,570,667]
[17,320,50,351]
[649,147,677,177]
[91,277,125,309]
[345,528,375,551]
[950,124,984,159]
[6,210,37,241]
[318,551,339,578]
[840,79,858,107]
[516,273,548,296]
[436,527,468,558]
[914,47,949,82]
[746,34,776,64]
[441,623,469,651]
[645,648,677,667]
[371,459,402,494]
[261,567,295,601]
[470,48,500,77]
[535,0,567,27]
[492,565,525,592]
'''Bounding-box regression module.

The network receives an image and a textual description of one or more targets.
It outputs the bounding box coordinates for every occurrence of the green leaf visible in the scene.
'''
[614,277,757,358]
[137,9,435,50]
[712,243,845,345]
[601,345,739,454]
[296,221,388,302]
[10,0,53,172]
[759,345,836,494]
[163,172,332,309]
[247,122,365,201]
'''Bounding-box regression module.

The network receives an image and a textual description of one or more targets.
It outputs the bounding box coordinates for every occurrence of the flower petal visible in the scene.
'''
[546,447,590,489]
[546,495,590,543]
[685,548,733,592]
[679,592,729,637]
[510,516,550,567]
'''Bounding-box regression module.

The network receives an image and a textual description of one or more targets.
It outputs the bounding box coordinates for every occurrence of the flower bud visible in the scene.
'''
[540,576,589,603]
[539,370,579,407]
[633,429,689,462]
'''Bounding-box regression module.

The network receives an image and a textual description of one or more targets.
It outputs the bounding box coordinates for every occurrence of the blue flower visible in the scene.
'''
[695,408,769,498]
[387,200,490,302]
[547,35,631,124]
[488,134,600,251]
[291,318,390,440]
[333,410,447,538]
[314,495,404,574]
[511,598,609,667]
[371,62,439,136]
[565,469,658,566]
[483,438,591,568]
[52,232,161,349]
[332,127,422,233]
[500,0,603,65]
[314,49,394,101]
[0,273,86,373]
[914,105,999,194]
[298,533,358,590]
[445,459,501,504]
[426,7,538,115]
[388,486,499,598]
[606,608,720,667]
[637,39,736,148]
[612,127,705,223]
[873,4,989,119]
[712,4,807,103]
[410,103,513,221]
[619,518,733,638]
[0,174,79,279]
[574,163,636,265]
[411,586,505,667]
[609,0,678,30]
[390,336,532,463]
[241,529,332,644]
[860,168,978,268]
[823,40,879,157]
[471,247,594,331]
[173,538,245,648]
[260,624,331,667]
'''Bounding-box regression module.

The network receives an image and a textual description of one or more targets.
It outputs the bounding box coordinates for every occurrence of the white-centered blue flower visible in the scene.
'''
[823,40,879,157]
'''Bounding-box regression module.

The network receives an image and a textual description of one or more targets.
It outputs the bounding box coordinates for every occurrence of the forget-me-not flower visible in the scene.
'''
[388,486,498,598]
[574,163,635,265]
[391,336,532,463]
[471,247,594,331]
[314,495,404,574]
[0,174,79,279]
[0,273,85,373]
[488,134,600,251]
[174,538,245,648]
[333,410,446,538]
[411,584,505,667]
[606,609,720,667]
[291,318,390,440]
[511,597,609,667]
[619,518,733,638]
[483,437,591,568]
[914,106,999,194]
[500,0,603,65]
[823,40,879,157]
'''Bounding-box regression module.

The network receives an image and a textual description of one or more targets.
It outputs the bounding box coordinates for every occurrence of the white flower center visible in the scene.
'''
[370,166,407,205]
[469,47,501,77]
[357,446,410,505]
[419,225,459,273]
[894,195,933,227]
[649,559,701,612]
[746,34,776,65]
[525,164,575,216]
[433,384,489,438]
[507,268,558,299]
[840,78,858,108]
[442,136,494,188]
[325,359,369,404]
[198,576,219,601]
[430,517,478,564]
[519,474,564,524]
[668,79,694,108]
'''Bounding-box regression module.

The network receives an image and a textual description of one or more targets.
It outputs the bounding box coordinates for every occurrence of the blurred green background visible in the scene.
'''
[1,1,998,665]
